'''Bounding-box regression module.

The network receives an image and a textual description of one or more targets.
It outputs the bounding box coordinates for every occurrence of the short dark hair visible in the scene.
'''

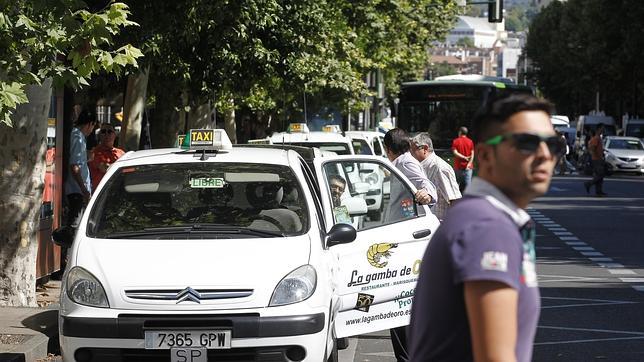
[384,128,410,155]
[329,174,346,187]
[75,110,97,126]
[471,94,554,143]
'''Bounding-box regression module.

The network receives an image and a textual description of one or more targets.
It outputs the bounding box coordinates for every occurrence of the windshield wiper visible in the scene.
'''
[101,224,284,238]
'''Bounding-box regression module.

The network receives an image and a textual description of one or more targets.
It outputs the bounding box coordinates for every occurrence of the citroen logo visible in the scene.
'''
[176,287,201,304]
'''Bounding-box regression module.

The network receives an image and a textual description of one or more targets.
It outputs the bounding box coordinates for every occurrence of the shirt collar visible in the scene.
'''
[420,152,437,167]
[464,177,531,227]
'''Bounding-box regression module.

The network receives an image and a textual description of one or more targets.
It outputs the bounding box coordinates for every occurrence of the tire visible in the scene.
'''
[326,341,338,362]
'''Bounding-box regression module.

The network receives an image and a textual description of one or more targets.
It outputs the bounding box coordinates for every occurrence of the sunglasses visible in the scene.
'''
[485,133,565,156]
[100,129,114,134]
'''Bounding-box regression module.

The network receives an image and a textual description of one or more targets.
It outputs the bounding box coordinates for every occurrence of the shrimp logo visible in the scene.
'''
[367,243,398,268]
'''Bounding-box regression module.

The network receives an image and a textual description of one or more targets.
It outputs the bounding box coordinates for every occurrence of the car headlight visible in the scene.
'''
[364,172,379,186]
[605,152,616,161]
[66,266,109,308]
[269,265,316,307]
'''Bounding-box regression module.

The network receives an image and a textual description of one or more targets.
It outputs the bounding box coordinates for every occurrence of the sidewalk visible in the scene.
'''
[0,281,61,362]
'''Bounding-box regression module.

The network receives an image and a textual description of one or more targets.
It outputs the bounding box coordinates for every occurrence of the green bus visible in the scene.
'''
[396,75,533,151]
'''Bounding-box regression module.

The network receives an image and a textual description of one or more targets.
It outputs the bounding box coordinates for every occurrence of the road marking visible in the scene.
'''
[559,236,579,240]
[581,251,604,256]
[598,263,624,268]
[589,257,613,262]
[573,246,596,251]
[549,186,567,191]
[537,246,563,250]
[534,336,644,346]
[608,269,636,275]
[554,231,573,236]
[619,278,644,283]
[538,325,644,335]
[565,241,587,246]
[539,275,607,283]
[540,296,637,309]
[541,223,560,227]
[547,227,567,231]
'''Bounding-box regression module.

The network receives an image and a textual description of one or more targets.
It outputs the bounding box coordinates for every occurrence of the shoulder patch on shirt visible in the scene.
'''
[480,251,508,272]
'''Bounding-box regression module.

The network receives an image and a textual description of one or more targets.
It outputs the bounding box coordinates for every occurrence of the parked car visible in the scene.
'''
[53,129,439,362]
[603,136,644,174]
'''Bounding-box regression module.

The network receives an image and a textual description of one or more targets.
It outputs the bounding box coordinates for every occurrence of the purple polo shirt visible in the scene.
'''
[408,178,540,362]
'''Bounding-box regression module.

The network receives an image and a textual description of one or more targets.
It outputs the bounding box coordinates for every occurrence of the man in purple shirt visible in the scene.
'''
[409,94,565,362]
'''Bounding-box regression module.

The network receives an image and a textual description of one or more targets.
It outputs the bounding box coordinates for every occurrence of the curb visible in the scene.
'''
[0,307,58,362]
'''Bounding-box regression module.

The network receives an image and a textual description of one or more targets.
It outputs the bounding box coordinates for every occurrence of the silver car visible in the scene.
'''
[603,136,644,174]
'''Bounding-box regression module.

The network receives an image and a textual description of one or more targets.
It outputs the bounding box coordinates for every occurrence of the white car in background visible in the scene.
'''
[603,136,644,174]
[269,124,385,221]
[53,129,439,362]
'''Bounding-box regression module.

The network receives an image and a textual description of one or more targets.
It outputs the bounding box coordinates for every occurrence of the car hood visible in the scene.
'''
[74,236,311,310]
[607,149,644,159]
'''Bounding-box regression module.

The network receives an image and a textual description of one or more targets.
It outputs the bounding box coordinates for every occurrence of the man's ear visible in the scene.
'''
[475,143,493,165]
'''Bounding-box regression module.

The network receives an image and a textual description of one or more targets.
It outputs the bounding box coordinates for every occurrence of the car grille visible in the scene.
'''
[74,346,299,362]
[125,288,253,301]
[618,157,639,162]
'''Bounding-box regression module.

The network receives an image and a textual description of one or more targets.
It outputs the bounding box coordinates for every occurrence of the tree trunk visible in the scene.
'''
[120,67,149,151]
[224,99,237,144]
[188,103,212,129]
[0,79,52,307]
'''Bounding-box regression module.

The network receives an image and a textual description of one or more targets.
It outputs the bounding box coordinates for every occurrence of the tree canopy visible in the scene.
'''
[113,0,459,136]
[526,0,644,119]
[0,0,142,126]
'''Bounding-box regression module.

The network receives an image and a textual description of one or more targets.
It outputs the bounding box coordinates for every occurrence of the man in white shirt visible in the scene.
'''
[410,132,462,220]
[382,127,437,361]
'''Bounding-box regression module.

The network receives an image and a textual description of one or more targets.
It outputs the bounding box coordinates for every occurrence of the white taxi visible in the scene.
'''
[53,129,438,362]
[267,124,385,221]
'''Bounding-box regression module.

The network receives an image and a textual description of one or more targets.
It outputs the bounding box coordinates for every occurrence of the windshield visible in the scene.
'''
[397,84,532,150]
[607,139,644,150]
[288,142,351,155]
[87,163,308,238]
[626,124,644,139]
[352,139,373,155]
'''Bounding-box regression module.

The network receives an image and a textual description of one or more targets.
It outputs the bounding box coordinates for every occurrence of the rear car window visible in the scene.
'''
[87,163,308,238]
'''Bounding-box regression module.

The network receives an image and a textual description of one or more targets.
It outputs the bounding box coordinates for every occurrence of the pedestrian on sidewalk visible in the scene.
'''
[451,126,475,193]
[408,94,565,362]
[410,132,461,221]
[89,123,125,190]
[584,124,608,196]
[65,110,97,227]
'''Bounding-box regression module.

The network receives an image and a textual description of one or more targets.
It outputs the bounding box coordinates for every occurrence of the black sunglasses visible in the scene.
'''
[485,133,565,156]
[100,129,114,134]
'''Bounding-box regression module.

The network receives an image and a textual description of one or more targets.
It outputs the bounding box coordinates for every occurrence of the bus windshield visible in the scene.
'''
[397,78,532,150]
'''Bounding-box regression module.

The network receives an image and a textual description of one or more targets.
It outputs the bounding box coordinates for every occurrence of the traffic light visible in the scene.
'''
[488,0,503,23]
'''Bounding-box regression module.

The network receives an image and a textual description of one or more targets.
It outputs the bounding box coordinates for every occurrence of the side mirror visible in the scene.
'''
[52,226,75,248]
[326,223,357,247]
[341,197,368,216]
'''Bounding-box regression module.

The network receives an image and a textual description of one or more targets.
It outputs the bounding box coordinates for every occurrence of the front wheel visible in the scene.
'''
[326,339,338,362]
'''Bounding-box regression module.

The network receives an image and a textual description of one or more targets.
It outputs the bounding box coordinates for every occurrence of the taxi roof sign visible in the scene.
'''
[184,129,233,151]
[287,123,310,133]
[322,125,341,133]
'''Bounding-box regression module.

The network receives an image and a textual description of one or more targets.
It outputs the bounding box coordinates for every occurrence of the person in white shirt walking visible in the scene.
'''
[410,132,462,221]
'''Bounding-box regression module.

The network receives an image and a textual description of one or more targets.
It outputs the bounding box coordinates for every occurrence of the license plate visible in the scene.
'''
[144,330,231,349]
[171,348,207,362]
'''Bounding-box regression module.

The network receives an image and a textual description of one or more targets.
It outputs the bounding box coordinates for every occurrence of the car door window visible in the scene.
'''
[322,160,421,231]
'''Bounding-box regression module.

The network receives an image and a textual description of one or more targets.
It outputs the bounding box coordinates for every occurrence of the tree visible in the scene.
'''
[526,0,644,118]
[0,1,141,307]
[456,37,475,48]
[110,0,459,145]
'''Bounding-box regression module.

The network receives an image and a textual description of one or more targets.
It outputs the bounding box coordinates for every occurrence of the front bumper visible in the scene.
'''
[60,312,328,362]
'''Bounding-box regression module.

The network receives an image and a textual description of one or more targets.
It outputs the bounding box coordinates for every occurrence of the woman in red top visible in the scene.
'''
[89,124,125,190]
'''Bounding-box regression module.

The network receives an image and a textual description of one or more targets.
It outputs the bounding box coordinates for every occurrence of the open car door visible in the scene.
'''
[314,155,440,338]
